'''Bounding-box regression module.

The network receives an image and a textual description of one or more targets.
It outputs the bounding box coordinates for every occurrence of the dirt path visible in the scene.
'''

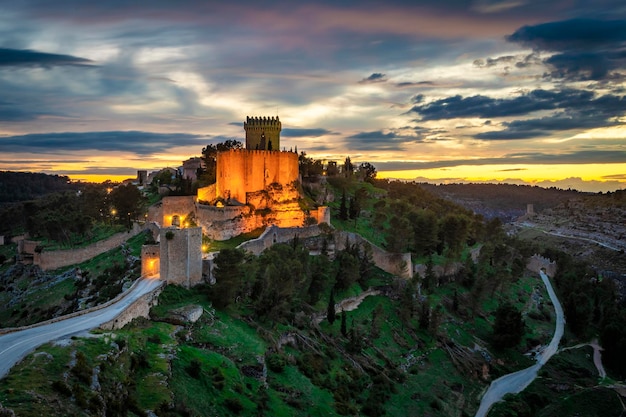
[559,338,606,379]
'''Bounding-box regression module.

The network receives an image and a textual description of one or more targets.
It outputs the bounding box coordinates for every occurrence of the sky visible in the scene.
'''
[1,0,626,192]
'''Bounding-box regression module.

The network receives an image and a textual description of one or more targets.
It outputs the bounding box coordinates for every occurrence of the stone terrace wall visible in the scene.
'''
[34,223,143,271]
[238,225,412,279]
[334,231,412,279]
[237,224,323,255]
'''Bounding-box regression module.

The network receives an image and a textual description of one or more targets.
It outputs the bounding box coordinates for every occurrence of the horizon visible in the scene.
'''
[1,1,625,192]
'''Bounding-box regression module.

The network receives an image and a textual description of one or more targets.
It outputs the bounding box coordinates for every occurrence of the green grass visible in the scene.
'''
[204,227,266,251]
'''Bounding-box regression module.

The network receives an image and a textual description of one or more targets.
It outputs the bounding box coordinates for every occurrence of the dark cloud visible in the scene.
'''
[506,19,626,51]
[0,48,94,68]
[506,19,626,81]
[375,149,626,171]
[358,73,387,84]
[281,128,332,137]
[395,81,435,88]
[343,130,422,151]
[411,88,601,120]
[473,52,541,69]
[475,113,622,140]
[0,131,207,155]
[0,108,40,122]
[54,166,142,176]
[472,92,626,140]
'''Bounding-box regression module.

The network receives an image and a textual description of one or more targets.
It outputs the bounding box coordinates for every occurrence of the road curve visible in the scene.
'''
[475,271,565,417]
[0,277,163,379]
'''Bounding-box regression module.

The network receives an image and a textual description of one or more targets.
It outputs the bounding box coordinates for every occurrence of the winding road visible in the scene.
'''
[475,270,565,417]
[0,277,163,379]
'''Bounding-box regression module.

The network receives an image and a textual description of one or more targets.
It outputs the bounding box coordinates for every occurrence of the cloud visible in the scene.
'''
[358,73,387,84]
[395,81,435,88]
[411,88,626,138]
[506,19,626,80]
[375,149,626,171]
[281,128,333,137]
[343,130,422,151]
[411,88,601,120]
[0,131,207,155]
[0,48,94,68]
[506,19,626,51]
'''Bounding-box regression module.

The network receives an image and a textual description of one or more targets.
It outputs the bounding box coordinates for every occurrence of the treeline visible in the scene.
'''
[330,178,499,258]
[543,247,626,379]
[207,238,375,323]
[0,183,145,244]
[0,171,78,203]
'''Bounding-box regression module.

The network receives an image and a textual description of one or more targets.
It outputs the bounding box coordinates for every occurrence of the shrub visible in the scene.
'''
[51,380,72,397]
[224,397,243,413]
[185,359,202,379]
[266,353,286,373]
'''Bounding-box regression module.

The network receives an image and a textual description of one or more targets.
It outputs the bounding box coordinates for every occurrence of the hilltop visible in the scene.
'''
[0,176,625,416]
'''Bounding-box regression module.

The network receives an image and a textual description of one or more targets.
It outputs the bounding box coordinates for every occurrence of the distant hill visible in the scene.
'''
[420,183,585,221]
[0,171,77,203]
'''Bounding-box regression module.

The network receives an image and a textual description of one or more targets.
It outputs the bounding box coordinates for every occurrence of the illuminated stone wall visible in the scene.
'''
[216,149,298,204]
[141,244,160,277]
[159,227,203,287]
[154,196,196,227]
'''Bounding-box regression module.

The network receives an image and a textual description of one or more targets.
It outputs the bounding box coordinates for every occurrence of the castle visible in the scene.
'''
[145,116,330,286]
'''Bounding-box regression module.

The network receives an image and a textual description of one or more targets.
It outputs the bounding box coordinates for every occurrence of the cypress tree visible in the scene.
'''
[339,190,348,220]
[327,289,336,324]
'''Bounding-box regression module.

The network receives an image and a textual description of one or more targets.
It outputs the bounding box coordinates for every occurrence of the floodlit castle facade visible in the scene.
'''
[149,116,329,244]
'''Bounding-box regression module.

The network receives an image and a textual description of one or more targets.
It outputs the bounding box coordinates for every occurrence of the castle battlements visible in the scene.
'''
[244,115,281,150]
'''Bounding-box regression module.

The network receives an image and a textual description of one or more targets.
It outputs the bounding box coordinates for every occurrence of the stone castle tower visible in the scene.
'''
[244,116,281,150]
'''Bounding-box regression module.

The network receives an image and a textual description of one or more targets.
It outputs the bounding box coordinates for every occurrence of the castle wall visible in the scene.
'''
[334,231,412,279]
[32,223,143,271]
[216,150,298,204]
[159,196,197,227]
[236,225,411,279]
[244,116,281,150]
[237,225,324,255]
[197,184,216,203]
[141,244,160,277]
[159,227,203,287]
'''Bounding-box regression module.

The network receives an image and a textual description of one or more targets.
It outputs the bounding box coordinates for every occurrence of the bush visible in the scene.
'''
[51,380,72,397]
[185,359,202,379]
[266,353,286,373]
[224,397,243,413]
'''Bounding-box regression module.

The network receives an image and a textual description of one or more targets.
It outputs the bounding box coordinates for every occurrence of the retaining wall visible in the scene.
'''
[100,283,164,330]
[34,223,144,271]
[0,278,163,335]
[237,225,412,279]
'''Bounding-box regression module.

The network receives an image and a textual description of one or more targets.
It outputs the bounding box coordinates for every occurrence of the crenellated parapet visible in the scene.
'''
[244,116,281,150]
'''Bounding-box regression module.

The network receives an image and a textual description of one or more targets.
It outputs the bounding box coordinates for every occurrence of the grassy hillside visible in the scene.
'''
[0,179,624,416]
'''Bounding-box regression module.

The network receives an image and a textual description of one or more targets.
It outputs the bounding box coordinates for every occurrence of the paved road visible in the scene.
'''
[475,271,565,417]
[0,277,163,379]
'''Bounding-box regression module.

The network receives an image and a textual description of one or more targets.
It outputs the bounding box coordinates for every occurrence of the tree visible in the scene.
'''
[210,248,245,309]
[327,290,336,324]
[110,183,144,229]
[334,250,359,290]
[343,157,354,178]
[339,190,348,221]
[492,302,525,349]
[341,310,347,336]
[357,162,377,183]
[200,140,243,186]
